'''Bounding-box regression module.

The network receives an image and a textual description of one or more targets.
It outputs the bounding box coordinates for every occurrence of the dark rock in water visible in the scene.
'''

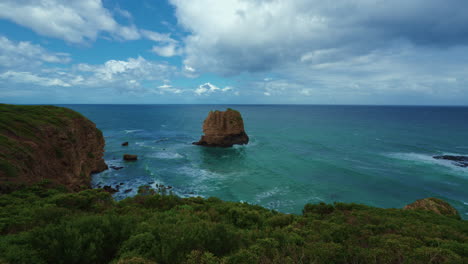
[404,197,460,218]
[433,155,468,168]
[148,181,154,184]
[123,154,138,161]
[110,166,124,170]
[122,142,129,146]
[193,108,249,147]
[103,185,118,194]
[124,189,132,193]
[167,186,172,189]
[120,182,124,185]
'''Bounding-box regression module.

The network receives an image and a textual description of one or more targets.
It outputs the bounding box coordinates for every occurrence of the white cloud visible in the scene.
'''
[0,0,140,43]
[151,43,181,57]
[0,71,70,87]
[157,83,182,94]
[0,36,70,69]
[194,82,233,95]
[0,55,177,94]
[140,29,177,44]
[73,56,176,87]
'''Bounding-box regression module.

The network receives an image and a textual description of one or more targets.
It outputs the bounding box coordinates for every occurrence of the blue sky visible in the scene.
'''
[1,0,468,105]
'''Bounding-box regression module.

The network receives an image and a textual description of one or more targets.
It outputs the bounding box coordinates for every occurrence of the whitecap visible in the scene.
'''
[124,129,143,134]
[255,187,285,202]
[386,152,468,173]
[149,152,183,159]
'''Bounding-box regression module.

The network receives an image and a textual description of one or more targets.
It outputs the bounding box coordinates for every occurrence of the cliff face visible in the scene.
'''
[193,108,249,147]
[0,104,107,193]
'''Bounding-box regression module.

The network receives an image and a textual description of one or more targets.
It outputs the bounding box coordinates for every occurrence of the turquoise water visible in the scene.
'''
[65,105,468,218]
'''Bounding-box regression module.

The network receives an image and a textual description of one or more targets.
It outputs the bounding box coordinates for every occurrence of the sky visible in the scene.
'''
[1,0,468,105]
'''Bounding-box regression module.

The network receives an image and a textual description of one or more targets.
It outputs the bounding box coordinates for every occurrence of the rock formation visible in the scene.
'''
[193,108,249,147]
[404,197,460,218]
[124,154,138,161]
[433,155,468,167]
[0,104,108,193]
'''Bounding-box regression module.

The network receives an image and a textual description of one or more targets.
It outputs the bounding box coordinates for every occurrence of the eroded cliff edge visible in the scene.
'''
[0,104,107,193]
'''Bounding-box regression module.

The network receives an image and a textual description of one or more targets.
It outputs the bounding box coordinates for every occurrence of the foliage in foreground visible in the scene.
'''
[0,182,467,264]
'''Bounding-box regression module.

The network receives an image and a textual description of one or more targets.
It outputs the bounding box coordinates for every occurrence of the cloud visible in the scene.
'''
[141,30,182,57]
[194,82,233,95]
[140,29,177,44]
[73,56,176,88]
[170,0,468,75]
[0,36,70,69]
[0,55,177,94]
[0,71,71,87]
[157,83,182,94]
[151,43,181,57]
[0,0,140,43]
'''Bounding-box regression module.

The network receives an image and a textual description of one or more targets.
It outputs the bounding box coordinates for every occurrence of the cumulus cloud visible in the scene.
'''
[194,82,233,95]
[0,55,177,93]
[170,0,468,75]
[0,36,70,69]
[0,0,140,43]
[73,56,176,88]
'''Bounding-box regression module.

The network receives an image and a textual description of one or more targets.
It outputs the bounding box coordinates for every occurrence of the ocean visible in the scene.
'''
[64,105,468,218]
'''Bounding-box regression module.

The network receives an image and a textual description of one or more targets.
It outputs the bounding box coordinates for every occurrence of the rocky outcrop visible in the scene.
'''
[433,155,468,167]
[0,104,107,193]
[404,198,460,218]
[193,108,249,147]
[123,154,138,161]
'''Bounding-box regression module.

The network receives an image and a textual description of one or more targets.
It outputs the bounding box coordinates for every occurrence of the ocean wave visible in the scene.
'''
[386,152,468,173]
[255,187,285,202]
[124,129,144,134]
[149,152,184,159]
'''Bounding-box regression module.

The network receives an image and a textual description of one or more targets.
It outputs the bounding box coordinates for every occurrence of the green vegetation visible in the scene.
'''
[0,183,466,264]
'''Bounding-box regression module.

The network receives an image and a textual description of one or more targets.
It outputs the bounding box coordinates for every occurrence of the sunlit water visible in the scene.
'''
[63,105,468,218]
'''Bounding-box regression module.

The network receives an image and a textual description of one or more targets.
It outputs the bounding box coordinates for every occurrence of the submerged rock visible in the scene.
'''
[123,154,138,161]
[193,108,249,147]
[404,197,460,218]
[433,155,468,167]
[103,185,118,194]
[110,166,124,170]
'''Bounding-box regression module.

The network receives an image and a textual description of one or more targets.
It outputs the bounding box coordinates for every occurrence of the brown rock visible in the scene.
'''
[122,142,129,146]
[123,154,138,161]
[404,197,460,218]
[103,185,118,194]
[193,108,249,147]
[0,104,108,193]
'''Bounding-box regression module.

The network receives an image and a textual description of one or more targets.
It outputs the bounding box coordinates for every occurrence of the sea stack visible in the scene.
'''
[193,108,249,147]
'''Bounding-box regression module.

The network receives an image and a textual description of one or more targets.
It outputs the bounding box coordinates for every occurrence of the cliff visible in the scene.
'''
[193,108,249,147]
[0,104,107,193]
